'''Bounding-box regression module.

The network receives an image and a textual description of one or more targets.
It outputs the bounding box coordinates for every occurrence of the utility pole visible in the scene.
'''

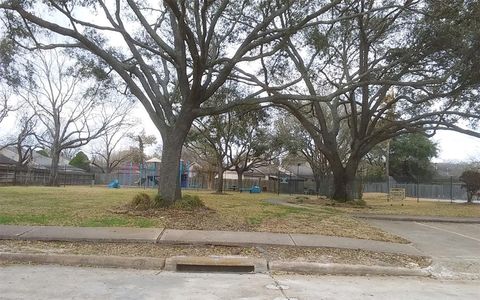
[289,171,292,196]
[450,176,453,203]
[277,168,280,196]
[386,139,390,201]
[297,163,301,194]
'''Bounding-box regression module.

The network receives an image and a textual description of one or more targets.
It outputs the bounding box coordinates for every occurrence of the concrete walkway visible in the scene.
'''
[352,214,480,224]
[0,225,422,256]
[265,198,480,224]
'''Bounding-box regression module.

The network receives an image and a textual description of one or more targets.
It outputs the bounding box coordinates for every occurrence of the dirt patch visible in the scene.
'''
[286,196,368,208]
[0,240,430,268]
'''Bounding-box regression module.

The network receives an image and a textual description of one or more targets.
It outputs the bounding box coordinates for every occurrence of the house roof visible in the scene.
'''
[283,163,315,178]
[252,163,314,179]
[0,154,16,165]
[0,147,88,173]
[146,157,162,163]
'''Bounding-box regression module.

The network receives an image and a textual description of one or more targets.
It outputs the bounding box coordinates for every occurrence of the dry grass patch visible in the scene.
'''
[0,240,430,269]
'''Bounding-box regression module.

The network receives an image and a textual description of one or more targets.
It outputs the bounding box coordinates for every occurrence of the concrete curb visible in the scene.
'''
[352,214,480,224]
[0,252,165,270]
[0,252,430,277]
[269,261,430,277]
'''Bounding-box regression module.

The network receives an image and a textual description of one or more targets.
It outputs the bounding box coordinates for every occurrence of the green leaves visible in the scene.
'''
[305,27,329,52]
[69,151,91,171]
[389,134,438,183]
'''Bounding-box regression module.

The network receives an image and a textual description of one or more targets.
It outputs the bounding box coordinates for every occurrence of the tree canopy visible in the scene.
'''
[389,134,438,183]
[255,0,480,200]
[69,151,90,171]
[0,0,343,201]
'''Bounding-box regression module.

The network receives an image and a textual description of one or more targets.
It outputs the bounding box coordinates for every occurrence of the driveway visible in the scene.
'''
[365,220,480,279]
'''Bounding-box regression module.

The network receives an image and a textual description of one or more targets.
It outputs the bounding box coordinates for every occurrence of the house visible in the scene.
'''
[0,153,17,167]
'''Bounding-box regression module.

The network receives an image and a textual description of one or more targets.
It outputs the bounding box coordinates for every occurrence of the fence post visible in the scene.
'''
[277,169,280,195]
[416,179,419,203]
[289,172,292,196]
[450,176,453,203]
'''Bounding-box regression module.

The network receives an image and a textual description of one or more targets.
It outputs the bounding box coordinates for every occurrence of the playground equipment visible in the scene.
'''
[105,159,192,188]
[250,185,261,193]
[108,179,120,188]
[239,185,261,193]
[179,159,190,188]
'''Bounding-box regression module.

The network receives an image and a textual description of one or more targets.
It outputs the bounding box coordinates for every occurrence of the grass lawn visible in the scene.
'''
[0,186,403,243]
[296,193,480,218]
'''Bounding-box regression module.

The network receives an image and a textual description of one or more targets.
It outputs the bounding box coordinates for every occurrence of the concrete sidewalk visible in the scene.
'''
[0,225,422,256]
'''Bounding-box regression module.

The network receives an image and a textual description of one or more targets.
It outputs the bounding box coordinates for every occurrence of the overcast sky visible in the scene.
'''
[432,131,480,163]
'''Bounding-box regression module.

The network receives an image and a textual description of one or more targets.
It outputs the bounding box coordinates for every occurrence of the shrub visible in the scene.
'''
[129,193,153,210]
[173,194,206,210]
[153,194,170,208]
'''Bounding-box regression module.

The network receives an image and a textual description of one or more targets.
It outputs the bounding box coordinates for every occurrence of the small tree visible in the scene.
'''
[69,151,90,172]
[459,170,480,203]
[90,101,134,174]
[275,113,331,194]
[0,112,37,184]
[127,130,157,165]
[14,50,119,185]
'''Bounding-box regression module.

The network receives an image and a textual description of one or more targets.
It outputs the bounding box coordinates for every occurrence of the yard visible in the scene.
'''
[0,186,403,243]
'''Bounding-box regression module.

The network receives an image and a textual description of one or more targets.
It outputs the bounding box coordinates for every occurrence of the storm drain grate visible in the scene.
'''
[176,264,255,273]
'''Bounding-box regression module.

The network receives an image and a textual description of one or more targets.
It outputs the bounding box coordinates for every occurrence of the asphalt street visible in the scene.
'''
[0,265,479,300]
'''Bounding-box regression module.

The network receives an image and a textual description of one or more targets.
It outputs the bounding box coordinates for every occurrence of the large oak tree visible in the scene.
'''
[256,0,480,201]
[0,0,340,202]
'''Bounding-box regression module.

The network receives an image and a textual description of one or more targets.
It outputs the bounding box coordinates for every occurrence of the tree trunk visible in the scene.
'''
[207,171,215,190]
[313,173,321,195]
[331,160,358,202]
[237,170,244,191]
[467,192,473,203]
[158,135,184,203]
[49,151,60,186]
[216,163,224,193]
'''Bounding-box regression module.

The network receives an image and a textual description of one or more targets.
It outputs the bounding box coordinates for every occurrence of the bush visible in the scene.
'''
[129,193,153,210]
[153,194,170,208]
[173,194,206,210]
[129,193,205,210]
